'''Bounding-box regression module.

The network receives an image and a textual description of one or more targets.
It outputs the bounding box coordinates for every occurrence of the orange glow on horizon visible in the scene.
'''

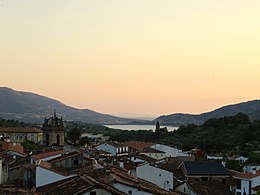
[1,0,260,117]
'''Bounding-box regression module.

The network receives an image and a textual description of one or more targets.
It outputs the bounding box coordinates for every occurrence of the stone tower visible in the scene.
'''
[42,111,65,147]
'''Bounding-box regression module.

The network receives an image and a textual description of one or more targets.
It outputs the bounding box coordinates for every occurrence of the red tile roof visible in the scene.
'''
[0,127,42,133]
[124,141,154,150]
[32,150,65,160]
[234,171,260,180]
[47,151,82,164]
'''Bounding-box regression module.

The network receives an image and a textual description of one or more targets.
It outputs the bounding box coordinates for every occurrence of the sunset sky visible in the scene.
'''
[1,0,260,117]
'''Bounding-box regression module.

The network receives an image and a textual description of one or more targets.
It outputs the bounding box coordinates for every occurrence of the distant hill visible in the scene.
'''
[155,100,260,126]
[0,87,142,124]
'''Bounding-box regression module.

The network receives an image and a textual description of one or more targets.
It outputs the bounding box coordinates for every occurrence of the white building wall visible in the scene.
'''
[243,165,260,173]
[0,158,3,184]
[151,144,188,157]
[96,143,117,155]
[31,154,63,164]
[252,176,260,189]
[235,176,260,195]
[175,183,197,195]
[136,163,174,190]
[113,183,153,195]
[141,152,166,160]
[36,167,71,187]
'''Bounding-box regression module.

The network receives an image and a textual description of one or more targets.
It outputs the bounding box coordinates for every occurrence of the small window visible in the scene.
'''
[222,178,226,185]
[237,179,241,189]
[159,174,161,176]
[74,159,79,165]
[90,191,96,195]
[128,190,132,195]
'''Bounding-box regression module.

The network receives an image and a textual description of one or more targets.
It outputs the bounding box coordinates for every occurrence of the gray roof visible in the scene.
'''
[183,161,229,176]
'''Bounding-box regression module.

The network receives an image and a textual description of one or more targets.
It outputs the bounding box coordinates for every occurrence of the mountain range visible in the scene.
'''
[154,100,260,126]
[0,87,260,126]
[0,87,138,124]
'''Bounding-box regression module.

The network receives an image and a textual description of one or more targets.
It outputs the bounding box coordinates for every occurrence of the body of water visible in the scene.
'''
[104,124,178,132]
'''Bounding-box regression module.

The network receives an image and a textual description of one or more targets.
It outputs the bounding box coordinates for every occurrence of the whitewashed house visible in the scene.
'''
[207,155,223,161]
[31,149,65,164]
[95,142,128,156]
[24,160,74,188]
[243,165,260,173]
[140,148,166,160]
[235,156,248,163]
[150,144,188,157]
[136,163,174,190]
[174,182,197,195]
[233,171,260,195]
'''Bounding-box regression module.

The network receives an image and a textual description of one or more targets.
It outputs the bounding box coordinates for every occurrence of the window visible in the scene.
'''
[159,174,161,176]
[128,190,132,195]
[202,177,208,181]
[90,191,96,195]
[222,178,226,185]
[74,159,79,165]
[236,179,241,189]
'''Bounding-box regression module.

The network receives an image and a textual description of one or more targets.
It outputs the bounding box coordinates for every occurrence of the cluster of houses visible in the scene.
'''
[0,113,259,194]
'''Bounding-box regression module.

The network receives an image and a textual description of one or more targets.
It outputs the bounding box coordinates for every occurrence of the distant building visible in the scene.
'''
[150,144,189,157]
[233,171,260,195]
[42,111,65,147]
[136,163,174,190]
[95,142,128,156]
[124,141,154,154]
[0,127,42,143]
[179,161,230,183]
[140,147,166,160]
[0,138,24,154]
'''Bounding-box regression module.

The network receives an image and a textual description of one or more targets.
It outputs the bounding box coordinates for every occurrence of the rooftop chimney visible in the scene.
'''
[252,168,256,175]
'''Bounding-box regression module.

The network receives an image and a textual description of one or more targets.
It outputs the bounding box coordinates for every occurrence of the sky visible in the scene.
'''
[0,0,260,117]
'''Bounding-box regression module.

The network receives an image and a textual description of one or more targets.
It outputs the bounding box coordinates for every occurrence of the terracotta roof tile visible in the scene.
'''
[0,127,42,133]
[32,150,65,160]
[234,171,260,180]
[47,151,82,164]
[124,141,154,150]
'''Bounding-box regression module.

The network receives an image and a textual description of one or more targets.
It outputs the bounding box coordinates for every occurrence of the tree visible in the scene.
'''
[225,160,242,172]
[22,140,37,153]
[156,121,160,131]
[66,128,81,146]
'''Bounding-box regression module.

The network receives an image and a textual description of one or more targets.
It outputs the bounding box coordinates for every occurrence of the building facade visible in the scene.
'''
[0,127,42,143]
[42,112,65,147]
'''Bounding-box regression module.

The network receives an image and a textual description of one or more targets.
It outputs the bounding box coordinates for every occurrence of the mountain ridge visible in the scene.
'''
[0,87,141,124]
[154,99,260,125]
